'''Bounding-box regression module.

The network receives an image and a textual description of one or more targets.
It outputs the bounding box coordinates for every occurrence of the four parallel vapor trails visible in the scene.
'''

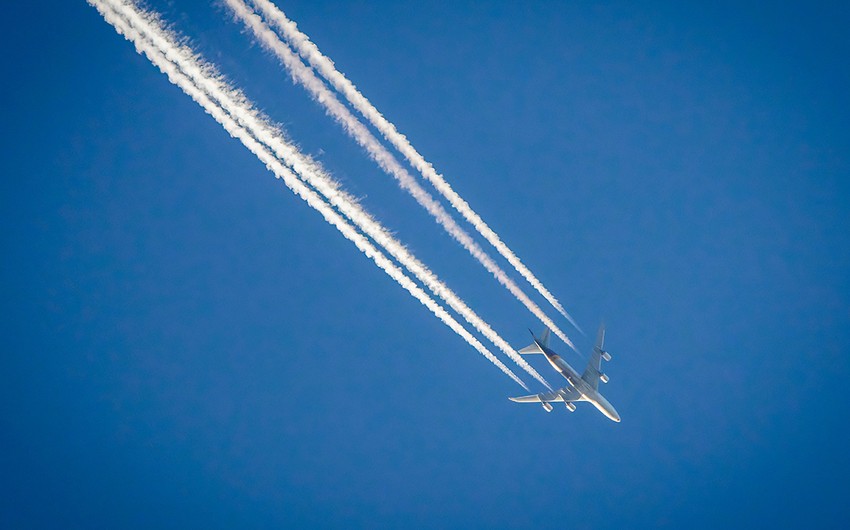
[88,0,578,388]
[225,0,580,351]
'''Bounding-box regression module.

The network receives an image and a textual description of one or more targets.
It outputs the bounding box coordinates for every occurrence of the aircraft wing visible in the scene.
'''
[509,391,563,403]
[581,323,607,390]
[509,385,582,403]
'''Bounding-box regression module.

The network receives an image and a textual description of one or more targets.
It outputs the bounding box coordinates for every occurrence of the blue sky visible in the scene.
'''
[2,1,849,528]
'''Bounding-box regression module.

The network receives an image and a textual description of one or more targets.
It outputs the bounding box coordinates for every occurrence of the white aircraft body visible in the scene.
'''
[509,325,620,422]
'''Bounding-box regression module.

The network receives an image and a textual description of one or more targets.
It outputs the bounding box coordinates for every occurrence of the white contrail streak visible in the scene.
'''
[89,0,543,389]
[99,0,553,388]
[99,0,551,389]
[89,0,527,390]
[247,0,583,336]
[224,0,577,353]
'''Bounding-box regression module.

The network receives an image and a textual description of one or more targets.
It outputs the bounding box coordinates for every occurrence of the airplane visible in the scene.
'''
[509,324,620,422]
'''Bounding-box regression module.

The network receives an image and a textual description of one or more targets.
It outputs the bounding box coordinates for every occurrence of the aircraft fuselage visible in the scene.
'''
[539,343,620,422]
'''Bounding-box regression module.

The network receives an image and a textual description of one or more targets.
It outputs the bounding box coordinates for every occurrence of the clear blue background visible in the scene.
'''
[2,1,849,528]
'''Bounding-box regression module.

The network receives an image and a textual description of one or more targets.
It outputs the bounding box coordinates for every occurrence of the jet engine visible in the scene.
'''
[565,402,576,412]
[601,351,612,362]
[599,373,610,384]
[541,402,554,413]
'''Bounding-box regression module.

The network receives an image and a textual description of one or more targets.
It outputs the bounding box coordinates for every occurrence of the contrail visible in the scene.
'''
[89,0,545,389]
[99,0,553,388]
[223,0,578,353]
[247,0,583,335]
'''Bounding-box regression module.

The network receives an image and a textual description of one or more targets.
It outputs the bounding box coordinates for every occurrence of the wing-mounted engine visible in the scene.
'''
[564,402,576,412]
[600,350,612,362]
[541,402,554,413]
[599,373,609,384]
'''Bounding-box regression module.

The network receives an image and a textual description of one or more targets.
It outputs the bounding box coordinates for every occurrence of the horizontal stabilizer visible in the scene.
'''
[518,327,549,354]
[518,342,544,355]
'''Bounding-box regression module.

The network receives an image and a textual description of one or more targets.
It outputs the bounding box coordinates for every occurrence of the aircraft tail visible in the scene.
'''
[518,342,544,354]
[518,327,551,354]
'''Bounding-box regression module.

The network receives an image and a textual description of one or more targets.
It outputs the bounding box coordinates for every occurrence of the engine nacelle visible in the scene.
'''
[601,351,612,362]
[541,402,554,413]
[565,402,576,412]
[599,373,610,384]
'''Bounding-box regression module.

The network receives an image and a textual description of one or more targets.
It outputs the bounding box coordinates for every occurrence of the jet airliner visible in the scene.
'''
[509,324,620,422]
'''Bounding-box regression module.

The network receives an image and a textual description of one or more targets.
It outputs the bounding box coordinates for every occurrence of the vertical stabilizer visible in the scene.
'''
[539,327,551,349]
